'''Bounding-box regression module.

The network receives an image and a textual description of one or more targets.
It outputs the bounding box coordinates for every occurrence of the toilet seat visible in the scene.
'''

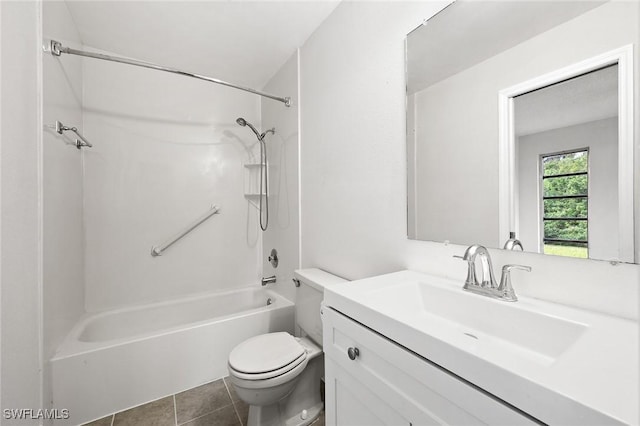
[230,352,307,380]
[228,332,308,381]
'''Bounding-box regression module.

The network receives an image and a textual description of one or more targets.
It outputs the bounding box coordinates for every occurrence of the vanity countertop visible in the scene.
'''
[323,270,639,425]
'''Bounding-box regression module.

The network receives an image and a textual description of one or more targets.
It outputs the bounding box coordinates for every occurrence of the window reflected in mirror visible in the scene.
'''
[513,64,622,261]
[541,149,589,258]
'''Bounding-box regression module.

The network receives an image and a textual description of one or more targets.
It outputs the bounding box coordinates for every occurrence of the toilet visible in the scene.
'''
[227,268,346,426]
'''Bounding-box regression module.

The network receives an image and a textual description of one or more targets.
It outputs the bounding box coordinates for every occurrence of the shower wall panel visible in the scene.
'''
[261,51,300,303]
[82,51,262,311]
[43,2,86,413]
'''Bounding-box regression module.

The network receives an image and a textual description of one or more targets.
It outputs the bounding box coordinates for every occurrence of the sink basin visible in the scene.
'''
[364,280,587,362]
[324,269,638,425]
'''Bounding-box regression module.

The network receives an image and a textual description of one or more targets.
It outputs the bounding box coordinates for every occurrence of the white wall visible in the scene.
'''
[411,1,639,248]
[518,118,618,260]
[406,92,417,239]
[300,1,639,320]
[261,52,300,303]
[0,0,43,422]
[82,52,263,311]
[42,0,85,380]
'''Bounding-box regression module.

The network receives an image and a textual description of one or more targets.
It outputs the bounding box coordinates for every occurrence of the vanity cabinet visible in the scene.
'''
[322,307,539,426]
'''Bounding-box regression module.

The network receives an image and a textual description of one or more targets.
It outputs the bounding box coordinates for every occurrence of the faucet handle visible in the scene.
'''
[502,264,531,272]
[502,264,532,273]
[497,264,531,302]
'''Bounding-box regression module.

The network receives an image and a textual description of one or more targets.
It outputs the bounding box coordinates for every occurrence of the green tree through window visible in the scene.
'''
[541,150,588,258]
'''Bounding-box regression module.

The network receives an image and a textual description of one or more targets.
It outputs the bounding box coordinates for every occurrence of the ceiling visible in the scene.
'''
[65,1,340,90]
[514,64,618,137]
[407,1,606,94]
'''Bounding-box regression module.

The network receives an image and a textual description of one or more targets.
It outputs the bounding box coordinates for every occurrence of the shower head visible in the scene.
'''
[236,117,262,140]
[236,116,272,231]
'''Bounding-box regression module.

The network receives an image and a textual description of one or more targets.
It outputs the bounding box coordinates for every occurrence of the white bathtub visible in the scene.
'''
[50,287,294,426]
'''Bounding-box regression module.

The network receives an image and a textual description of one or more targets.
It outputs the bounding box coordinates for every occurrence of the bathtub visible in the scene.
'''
[50,287,294,426]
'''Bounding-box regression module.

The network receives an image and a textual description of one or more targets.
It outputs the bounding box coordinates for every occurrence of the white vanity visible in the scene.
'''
[322,270,638,425]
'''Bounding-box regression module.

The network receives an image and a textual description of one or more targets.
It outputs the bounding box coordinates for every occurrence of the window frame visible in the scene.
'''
[538,147,590,256]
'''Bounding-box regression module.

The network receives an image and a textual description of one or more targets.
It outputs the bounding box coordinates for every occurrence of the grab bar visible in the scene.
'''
[55,120,93,149]
[151,205,220,257]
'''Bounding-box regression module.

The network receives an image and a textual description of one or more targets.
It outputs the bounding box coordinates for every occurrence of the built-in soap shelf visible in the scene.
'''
[243,163,269,209]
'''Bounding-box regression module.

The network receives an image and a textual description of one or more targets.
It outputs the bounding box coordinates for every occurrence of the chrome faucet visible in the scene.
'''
[261,275,276,286]
[461,244,498,289]
[503,232,524,251]
[455,244,531,302]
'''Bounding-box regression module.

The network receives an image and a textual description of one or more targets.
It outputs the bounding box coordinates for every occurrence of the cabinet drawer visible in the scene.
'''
[322,306,539,426]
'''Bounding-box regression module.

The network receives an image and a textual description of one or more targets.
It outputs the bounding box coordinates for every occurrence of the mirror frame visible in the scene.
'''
[497,45,635,263]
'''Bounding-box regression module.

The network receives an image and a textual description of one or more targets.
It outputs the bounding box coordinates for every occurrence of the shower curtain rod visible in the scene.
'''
[49,40,291,107]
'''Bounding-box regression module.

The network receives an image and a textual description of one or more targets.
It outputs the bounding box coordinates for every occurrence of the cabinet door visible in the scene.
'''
[326,358,413,426]
[323,306,539,426]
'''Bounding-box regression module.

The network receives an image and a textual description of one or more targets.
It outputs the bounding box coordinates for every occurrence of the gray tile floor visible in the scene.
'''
[83,377,324,426]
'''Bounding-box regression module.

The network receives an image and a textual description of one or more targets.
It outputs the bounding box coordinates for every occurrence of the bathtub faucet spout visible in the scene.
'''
[261,276,276,286]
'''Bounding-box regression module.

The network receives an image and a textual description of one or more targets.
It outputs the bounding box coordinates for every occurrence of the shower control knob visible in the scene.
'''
[268,248,279,268]
[347,347,360,360]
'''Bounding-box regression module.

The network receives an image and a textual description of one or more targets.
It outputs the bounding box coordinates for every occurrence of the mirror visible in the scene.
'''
[406,0,637,263]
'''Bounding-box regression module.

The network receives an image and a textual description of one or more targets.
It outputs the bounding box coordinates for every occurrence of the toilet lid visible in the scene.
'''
[229,332,306,374]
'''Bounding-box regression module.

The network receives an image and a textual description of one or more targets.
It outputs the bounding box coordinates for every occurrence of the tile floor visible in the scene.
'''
[82,377,325,426]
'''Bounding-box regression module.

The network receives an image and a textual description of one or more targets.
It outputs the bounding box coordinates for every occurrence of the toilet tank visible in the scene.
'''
[294,268,347,346]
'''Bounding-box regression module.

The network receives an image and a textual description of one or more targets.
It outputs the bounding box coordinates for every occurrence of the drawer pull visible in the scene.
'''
[347,347,360,360]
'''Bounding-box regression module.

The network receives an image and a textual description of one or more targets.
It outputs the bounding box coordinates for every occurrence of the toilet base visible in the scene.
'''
[284,402,323,426]
[244,353,324,426]
[248,401,323,426]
